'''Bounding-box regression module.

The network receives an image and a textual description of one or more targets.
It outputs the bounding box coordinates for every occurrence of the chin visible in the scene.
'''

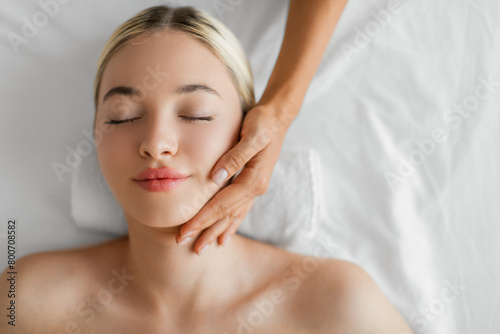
[120,180,219,227]
[124,201,202,228]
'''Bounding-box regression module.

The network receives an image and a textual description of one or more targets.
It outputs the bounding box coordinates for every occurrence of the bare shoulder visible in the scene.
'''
[0,237,127,333]
[0,249,87,332]
[287,256,413,333]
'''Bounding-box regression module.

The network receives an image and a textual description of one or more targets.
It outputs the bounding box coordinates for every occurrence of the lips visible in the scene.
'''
[134,167,188,181]
[134,167,190,192]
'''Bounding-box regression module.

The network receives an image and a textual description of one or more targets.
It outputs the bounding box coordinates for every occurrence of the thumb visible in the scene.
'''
[212,135,265,186]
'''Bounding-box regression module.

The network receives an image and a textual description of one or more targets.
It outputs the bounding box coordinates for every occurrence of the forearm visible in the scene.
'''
[260,0,349,118]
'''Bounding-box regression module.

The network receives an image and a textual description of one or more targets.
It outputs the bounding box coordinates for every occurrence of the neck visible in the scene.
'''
[121,212,245,314]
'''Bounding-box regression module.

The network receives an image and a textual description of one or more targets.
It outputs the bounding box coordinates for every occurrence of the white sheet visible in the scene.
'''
[1,0,499,332]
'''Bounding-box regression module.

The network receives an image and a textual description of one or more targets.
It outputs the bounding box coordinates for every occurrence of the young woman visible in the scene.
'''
[1,5,412,333]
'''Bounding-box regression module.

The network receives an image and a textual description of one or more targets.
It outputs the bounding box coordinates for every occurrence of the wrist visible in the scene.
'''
[258,87,302,125]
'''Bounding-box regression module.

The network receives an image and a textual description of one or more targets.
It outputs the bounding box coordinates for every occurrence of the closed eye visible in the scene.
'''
[105,116,214,125]
[180,116,214,122]
[105,118,138,125]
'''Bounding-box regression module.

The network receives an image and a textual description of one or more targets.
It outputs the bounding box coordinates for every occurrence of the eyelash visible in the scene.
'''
[105,118,137,125]
[105,116,214,125]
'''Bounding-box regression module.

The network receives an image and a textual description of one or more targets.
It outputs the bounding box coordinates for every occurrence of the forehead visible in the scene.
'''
[100,30,237,103]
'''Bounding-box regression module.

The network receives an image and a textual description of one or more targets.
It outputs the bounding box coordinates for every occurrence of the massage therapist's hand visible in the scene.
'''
[175,0,349,254]
[176,102,295,254]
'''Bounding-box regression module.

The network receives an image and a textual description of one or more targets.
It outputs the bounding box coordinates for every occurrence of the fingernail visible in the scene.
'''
[198,244,209,255]
[222,236,231,246]
[178,236,192,246]
[213,168,228,186]
[180,230,194,239]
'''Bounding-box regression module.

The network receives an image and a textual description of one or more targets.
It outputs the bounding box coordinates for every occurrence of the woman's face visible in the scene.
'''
[95,30,243,228]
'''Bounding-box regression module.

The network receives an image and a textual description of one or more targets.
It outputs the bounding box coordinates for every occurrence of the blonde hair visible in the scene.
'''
[93,5,255,124]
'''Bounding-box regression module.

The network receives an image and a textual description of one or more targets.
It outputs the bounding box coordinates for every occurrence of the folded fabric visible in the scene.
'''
[70,147,322,247]
[236,149,322,246]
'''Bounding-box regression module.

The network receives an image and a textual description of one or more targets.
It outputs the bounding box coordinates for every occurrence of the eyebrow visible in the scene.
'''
[102,83,223,103]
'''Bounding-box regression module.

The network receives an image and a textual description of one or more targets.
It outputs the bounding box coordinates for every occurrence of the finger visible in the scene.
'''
[212,134,267,186]
[217,199,254,245]
[180,166,260,238]
[218,217,242,245]
[229,137,284,196]
[193,216,232,254]
[178,182,252,237]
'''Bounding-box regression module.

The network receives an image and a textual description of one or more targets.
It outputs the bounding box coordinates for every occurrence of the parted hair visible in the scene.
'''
[93,5,255,120]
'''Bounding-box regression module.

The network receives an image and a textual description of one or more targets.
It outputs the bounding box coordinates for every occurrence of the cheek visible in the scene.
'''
[183,121,240,172]
[96,130,135,190]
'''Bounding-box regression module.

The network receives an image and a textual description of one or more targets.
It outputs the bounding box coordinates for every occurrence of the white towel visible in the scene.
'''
[70,147,322,247]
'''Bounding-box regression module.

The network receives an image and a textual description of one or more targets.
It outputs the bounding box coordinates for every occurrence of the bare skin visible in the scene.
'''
[1,234,412,333]
[0,25,413,334]
[182,0,351,254]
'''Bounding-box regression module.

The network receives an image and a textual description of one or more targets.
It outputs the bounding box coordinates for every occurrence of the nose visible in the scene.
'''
[139,117,178,160]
